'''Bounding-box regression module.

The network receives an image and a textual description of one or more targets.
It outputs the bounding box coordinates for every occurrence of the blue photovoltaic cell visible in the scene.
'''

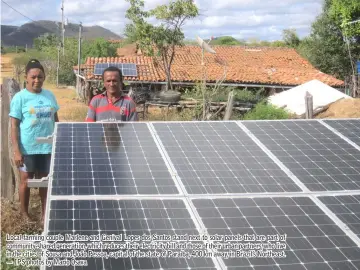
[319,195,360,238]
[193,197,360,270]
[323,119,360,148]
[46,199,217,270]
[242,120,360,191]
[94,63,138,77]
[153,122,301,194]
[52,123,178,196]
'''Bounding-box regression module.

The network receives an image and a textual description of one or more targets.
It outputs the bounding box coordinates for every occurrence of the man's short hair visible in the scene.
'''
[102,66,123,81]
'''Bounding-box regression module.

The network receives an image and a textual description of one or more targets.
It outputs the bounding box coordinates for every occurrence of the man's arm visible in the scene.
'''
[86,98,97,122]
[127,103,138,121]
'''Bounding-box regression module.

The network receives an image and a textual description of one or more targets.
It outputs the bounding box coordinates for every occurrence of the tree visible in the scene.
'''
[247,37,261,46]
[125,0,199,91]
[34,33,59,51]
[259,40,271,47]
[82,38,118,58]
[271,40,287,47]
[329,0,360,37]
[282,29,301,48]
[210,36,242,46]
[297,0,360,80]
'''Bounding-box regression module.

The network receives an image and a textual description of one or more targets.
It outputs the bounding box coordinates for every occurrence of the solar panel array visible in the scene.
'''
[94,63,138,77]
[42,119,360,270]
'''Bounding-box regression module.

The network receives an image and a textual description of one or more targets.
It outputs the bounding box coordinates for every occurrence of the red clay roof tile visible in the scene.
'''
[75,45,343,87]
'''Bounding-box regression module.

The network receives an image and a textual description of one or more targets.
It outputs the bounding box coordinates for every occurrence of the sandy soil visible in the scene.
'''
[316,98,360,119]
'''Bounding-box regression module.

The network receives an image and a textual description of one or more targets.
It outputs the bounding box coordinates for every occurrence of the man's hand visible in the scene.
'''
[14,150,23,168]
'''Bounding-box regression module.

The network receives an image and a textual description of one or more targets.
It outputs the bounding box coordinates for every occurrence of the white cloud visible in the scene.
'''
[1,0,325,41]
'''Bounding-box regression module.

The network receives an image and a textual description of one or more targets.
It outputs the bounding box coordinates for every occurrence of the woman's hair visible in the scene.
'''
[25,59,45,75]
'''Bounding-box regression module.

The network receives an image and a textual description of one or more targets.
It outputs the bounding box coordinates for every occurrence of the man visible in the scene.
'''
[86,66,138,122]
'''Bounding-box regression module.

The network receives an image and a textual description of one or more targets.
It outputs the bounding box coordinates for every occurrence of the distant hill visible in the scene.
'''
[1,20,122,47]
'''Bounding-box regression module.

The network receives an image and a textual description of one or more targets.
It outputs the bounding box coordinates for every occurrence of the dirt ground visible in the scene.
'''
[316,98,360,119]
[1,190,43,245]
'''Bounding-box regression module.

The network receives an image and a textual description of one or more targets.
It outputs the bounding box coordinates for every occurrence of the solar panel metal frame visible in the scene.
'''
[93,63,138,77]
[41,119,360,270]
[317,194,360,239]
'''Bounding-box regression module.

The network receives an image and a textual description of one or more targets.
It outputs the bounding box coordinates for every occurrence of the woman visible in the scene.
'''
[9,59,59,225]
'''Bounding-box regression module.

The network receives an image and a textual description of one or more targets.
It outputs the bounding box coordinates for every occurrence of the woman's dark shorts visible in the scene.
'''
[20,154,51,174]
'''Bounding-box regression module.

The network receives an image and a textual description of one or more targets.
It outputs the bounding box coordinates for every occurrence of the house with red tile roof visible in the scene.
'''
[74,44,344,94]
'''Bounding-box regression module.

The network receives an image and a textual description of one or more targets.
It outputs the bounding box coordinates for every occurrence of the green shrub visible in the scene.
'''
[1,246,39,270]
[3,46,26,53]
[243,102,291,120]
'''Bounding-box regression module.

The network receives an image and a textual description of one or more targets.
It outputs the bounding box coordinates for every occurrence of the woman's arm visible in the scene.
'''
[10,117,23,167]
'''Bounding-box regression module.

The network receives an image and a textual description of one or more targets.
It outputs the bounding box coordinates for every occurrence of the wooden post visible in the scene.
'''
[84,81,91,105]
[1,78,21,201]
[56,46,60,88]
[223,91,234,120]
[80,80,86,103]
[305,91,313,119]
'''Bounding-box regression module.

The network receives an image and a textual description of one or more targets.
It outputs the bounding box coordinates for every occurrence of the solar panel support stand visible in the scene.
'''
[27,176,49,188]
[36,135,54,144]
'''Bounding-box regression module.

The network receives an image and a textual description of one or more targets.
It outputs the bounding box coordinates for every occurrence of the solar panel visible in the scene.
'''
[94,63,138,77]
[322,119,360,148]
[319,195,360,238]
[153,122,301,194]
[192,196,360,270]
[46,199,218,270]
[52,123,179,195]
[41,120,360,270]
[242,120,360,191]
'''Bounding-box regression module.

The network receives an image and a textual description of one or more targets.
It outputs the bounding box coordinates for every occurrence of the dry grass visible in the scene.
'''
[1,190,43,246]
[145,106,195,121]
[44,83,88,122]
[1,54,15,84]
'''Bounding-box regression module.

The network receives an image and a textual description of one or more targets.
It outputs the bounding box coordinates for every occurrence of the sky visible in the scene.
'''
[1,0,325,41]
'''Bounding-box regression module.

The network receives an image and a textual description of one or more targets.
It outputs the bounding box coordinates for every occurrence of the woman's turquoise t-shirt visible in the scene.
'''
[9,88,59,155]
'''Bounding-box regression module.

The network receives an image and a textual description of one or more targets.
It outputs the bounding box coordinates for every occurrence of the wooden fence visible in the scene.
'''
[1,78,20,201]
